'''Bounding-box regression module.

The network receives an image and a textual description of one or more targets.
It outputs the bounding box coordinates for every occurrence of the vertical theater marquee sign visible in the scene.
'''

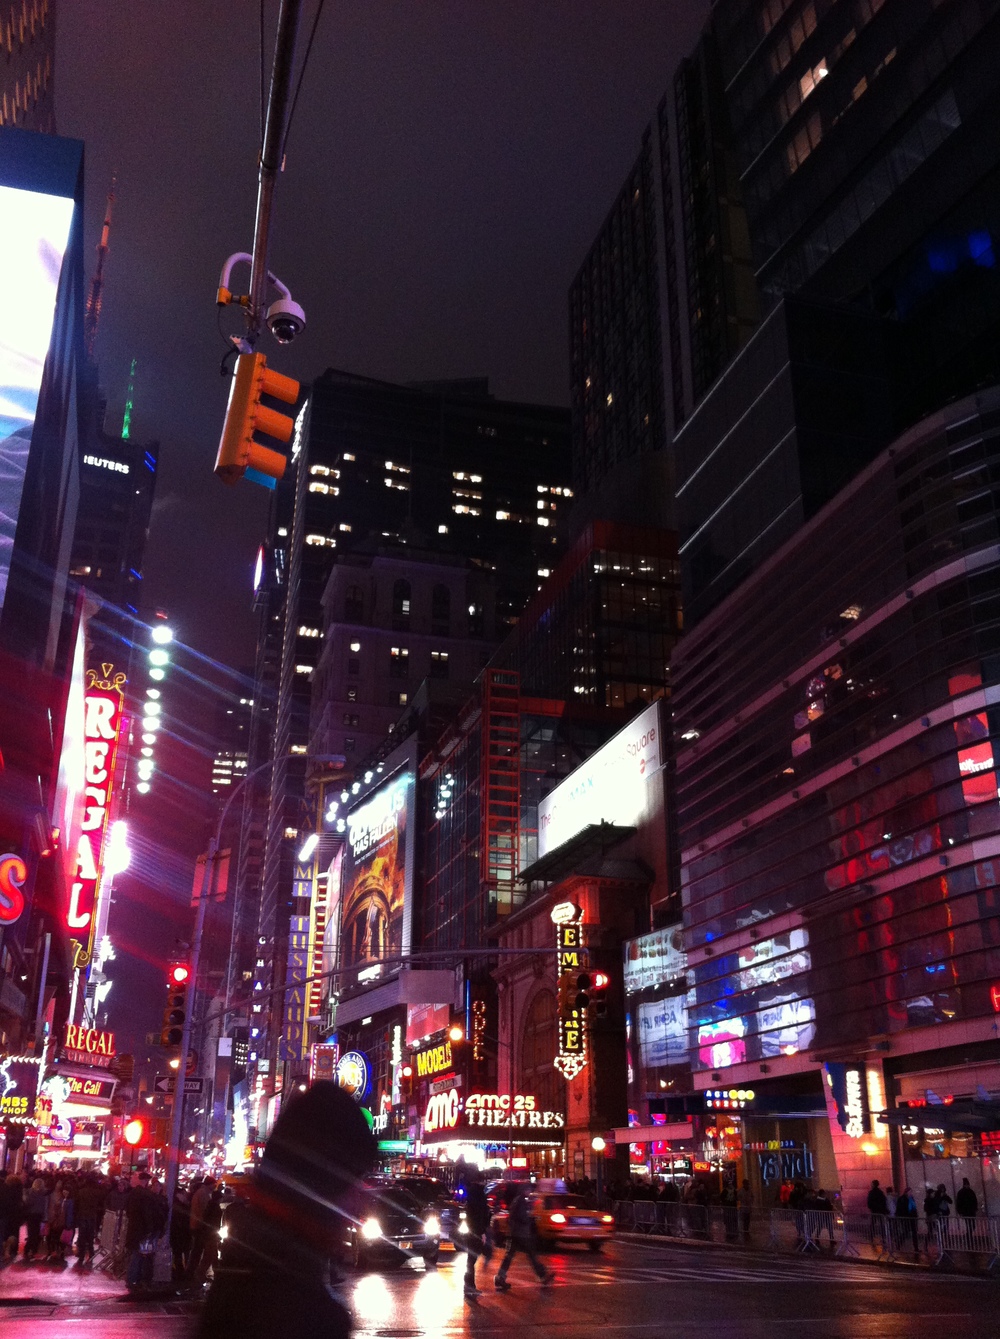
[552,901,587,1080]
[71,665,125,966]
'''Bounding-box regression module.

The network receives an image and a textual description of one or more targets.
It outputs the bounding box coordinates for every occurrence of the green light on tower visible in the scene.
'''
[122,357,136,440]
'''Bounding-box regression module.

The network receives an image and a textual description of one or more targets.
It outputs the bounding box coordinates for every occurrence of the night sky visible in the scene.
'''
[54,2,707,1058]
[57,0,706,668]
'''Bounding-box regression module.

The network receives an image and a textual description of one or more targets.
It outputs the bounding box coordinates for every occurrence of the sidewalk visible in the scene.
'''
[0,1258,125,1306]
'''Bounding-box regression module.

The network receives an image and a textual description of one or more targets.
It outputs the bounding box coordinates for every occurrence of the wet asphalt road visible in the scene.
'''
[0,1236,995,1337]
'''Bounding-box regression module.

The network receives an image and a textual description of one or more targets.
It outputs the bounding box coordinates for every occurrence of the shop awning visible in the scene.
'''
[877,1100,1000,1134]
[518,823,637,884]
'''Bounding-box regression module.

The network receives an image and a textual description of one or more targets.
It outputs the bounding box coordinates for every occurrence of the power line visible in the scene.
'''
[281,0,326,161]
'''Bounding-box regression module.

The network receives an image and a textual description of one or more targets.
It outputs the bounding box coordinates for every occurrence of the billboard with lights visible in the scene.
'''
[0,180,75,620]
[537,700,663,858]
[340,767,414,982]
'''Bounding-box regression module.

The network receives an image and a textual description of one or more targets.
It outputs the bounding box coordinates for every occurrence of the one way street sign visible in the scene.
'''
[154,1075,204,1095]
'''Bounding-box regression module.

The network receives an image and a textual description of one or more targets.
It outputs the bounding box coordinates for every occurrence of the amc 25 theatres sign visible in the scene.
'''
[423,1090,565,1137]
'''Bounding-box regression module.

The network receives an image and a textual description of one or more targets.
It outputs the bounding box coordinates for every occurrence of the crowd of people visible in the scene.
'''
[0,1168,177,1287]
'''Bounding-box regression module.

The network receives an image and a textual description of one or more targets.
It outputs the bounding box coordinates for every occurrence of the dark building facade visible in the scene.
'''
[671,387,1000,1212]
[569,131,666,498]
[675,294,899,622]
[70,369,158,637]
[0,0,55,134]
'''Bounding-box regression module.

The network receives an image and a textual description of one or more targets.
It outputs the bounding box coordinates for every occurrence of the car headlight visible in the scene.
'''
[360,1217,383,1241]
[457,1218,470,1235]
[423,1215,441,1236]
[218,1223,229,1240]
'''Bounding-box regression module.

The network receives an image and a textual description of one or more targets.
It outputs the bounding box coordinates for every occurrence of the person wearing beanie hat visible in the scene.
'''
[197,1081,376,1339]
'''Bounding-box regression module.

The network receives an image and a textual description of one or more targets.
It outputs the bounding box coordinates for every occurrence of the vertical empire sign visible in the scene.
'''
[552,901,587,1080]
[70,666,125,965]
[281,832,316,1064]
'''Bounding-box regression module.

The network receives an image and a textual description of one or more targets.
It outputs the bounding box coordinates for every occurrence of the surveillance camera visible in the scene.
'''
[266,295,306,344]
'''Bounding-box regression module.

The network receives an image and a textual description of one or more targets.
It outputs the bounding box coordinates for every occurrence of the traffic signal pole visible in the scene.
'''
[246,0,303,348]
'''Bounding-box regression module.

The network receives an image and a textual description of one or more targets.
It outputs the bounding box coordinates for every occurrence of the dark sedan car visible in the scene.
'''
[343,1184,442,1271]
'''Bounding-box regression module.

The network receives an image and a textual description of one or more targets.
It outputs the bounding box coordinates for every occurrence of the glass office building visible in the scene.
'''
[671,386,1000,1210]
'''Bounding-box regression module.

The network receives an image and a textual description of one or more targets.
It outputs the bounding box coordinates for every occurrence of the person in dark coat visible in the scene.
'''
[124,1173,166,1292]
[197,1082,376,1339]
[894,1186,919,1254]
[493,1188,553,1291]
[461,1167,492,1296]
[74,1176,105,1267]
[169,1184,192,1281]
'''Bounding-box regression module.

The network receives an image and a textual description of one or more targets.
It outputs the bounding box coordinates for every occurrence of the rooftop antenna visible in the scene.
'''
[84,176,116,359]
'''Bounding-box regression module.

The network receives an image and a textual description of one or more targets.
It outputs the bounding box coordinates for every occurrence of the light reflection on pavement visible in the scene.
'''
[0,1238,998,1338]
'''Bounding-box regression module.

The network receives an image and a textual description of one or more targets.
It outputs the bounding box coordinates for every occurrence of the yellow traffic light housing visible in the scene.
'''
[215,352,299,486]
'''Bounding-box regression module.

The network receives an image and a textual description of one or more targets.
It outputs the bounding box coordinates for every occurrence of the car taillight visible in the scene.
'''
[550,1212,567,1224]
[601,1214,613,1223]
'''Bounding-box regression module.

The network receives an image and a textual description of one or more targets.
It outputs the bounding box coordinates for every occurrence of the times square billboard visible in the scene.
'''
[340,763,415,987]
[0,174,75,618]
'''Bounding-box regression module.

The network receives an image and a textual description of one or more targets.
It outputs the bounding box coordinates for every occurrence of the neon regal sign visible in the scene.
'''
[69,666,125,961]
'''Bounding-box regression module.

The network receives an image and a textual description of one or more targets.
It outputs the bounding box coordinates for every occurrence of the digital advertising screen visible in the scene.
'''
[0,183,74,617]
[340,767,414,979]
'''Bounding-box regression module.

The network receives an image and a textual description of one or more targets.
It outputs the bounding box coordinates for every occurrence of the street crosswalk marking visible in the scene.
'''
[585,1252,987,1288]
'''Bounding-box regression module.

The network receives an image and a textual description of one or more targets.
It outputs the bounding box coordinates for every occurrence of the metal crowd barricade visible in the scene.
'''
[932,1215,1000,1272]
[631,1200,658,1234]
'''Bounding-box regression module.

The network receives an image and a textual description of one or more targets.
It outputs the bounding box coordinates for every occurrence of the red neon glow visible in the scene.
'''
[123,1118,145,1146]
[0,854,27,924]
[990,982,1000,1013]
[69,669,125,947]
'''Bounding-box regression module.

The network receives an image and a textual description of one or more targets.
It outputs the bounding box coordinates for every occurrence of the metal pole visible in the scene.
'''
[33,932,51,1051]
[246,0,304,345]
[162,839,213,1243]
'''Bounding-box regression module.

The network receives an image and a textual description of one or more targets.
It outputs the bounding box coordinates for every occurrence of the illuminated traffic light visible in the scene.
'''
[161,961,190,1047]
[399,1063,413,1099]
[590,970,611,1020]
[123,1116,147,1147]
[215,352,299,486]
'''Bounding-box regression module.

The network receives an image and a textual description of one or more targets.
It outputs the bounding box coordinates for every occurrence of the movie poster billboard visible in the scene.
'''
[340,767,414,984]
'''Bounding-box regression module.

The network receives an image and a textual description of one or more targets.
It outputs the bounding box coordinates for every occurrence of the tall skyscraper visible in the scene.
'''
[0,0,56,134]
[572,0,1000,627]
[233,371,571,1082]
[674,0,1000,621]
[70,367,159,627]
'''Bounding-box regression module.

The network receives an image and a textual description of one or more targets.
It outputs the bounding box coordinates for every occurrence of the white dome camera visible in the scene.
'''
[266,294,306,344]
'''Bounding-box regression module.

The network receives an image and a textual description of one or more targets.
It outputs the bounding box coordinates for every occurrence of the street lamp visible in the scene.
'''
[591,1135,607,1208]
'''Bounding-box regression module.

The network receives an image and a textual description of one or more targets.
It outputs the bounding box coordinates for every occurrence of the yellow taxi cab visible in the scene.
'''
[493,1189,614,1252]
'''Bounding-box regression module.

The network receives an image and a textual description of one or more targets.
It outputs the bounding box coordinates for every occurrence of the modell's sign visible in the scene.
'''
[423,1090,565,1138]
[414,1039,453,1079]
[62,1024,116,1069]
[70,667,125,957]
